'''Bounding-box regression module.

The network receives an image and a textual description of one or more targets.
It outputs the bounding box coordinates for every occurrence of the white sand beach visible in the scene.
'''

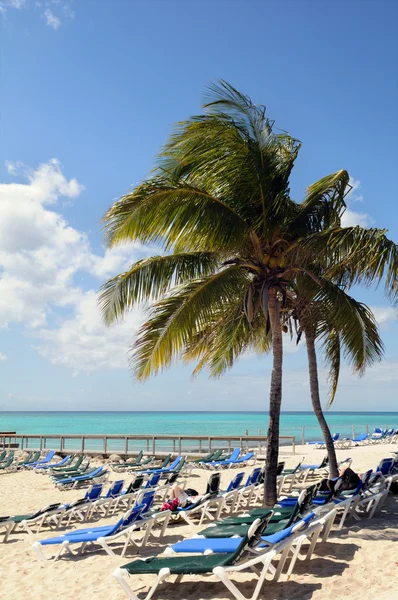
[0,443,397,600]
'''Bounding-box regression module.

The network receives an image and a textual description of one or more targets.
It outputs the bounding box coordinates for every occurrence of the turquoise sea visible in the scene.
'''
[1,412,397,445]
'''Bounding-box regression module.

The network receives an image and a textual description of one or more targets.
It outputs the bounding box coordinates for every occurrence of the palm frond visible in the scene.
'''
[99,252,220,325]
[132,267,251,380]
[102,179,249,252]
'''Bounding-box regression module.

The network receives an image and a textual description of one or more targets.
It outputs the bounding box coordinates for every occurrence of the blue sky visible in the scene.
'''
[0,0,397,412]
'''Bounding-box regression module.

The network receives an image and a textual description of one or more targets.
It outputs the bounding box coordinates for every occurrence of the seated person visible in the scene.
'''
[319,466,360,492]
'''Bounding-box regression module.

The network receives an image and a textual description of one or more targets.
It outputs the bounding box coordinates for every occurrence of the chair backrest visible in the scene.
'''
[106,480,124,498]
[276,462,285,476]
[319,456,328,469]
[167,456,182,471]
[245,467,261,487]
[376,458,395,476]
[247,512,274,547]
[165,471,179,485]
[353,469,372,495]
[134,450,143,463]
[333,433,340,441]
[146,472,161,488]
[127,475,144,493]
[119,503,145,530]
[206,472,221,495]
[1,455,13,469]
[225,471,245,492]
[72,455,84,469]
[210,449,223,462]
[85,483,103,500]
[160,454,171,468]
[294,483,320,519]
[227,448,241,462]
[173,456,186,473]
[137,490,155,515]
[374,427,382,434]
[30,503,62,520]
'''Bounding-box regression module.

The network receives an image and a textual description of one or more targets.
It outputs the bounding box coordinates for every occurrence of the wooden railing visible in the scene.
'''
[0,433,296,456]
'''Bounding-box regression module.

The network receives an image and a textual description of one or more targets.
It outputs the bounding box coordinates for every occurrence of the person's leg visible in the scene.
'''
[169,484,184,500]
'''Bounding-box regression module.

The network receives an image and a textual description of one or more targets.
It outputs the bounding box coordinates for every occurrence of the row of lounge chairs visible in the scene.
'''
[307,428,398,449]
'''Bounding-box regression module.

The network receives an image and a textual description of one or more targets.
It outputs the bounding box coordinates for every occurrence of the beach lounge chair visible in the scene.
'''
[0,450,6,462]
[17,450,40,466]
[0,455,16,473]
[51,459,92,479]
[199,484,318,539]
[112,454,155,472]
[351,432,369,445]
[193,449,224,464]
[111,512,323,600]
[32,504,146,561]
[138,455,181,476]
[133,454,171,473]
[50,455,85,473]
[299,456,329,482]
[233,468,262,511]
[25,450,55,468]
[206,448,241,469]
[111,451,144,471]
[55,466,108,489]
[0,503,64,542]
[376,457,397,476]
[307,433,340,449]
[35,455,73,471]
[89,480,125,517]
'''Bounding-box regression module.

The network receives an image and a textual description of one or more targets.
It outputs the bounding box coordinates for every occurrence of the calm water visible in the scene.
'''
[1,411,397,444]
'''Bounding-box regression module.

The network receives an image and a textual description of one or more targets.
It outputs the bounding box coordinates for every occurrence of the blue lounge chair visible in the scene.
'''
[25,450,55,468]
[35,455,72,471]
[32,503,147,561]
[167,512,317,555]
[139,456,182,475]
[307,433,340,447]
[55,466,107,488]
[206,447,241,468]
[351,433,369,445]
[376,458,396,476]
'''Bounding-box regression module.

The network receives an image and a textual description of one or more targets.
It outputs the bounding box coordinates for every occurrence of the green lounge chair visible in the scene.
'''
[51,460,91,479]
[111,451,144,470]
[17,451,40,466]
[50,455,84,473]
[112,515,274,600]
[0,450,6,462]
[0,455,16,472]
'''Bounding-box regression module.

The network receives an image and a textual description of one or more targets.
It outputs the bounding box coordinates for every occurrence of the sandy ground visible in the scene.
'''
[0,443,397,600]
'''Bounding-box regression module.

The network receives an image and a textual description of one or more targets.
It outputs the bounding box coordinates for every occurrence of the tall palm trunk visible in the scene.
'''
[304,326,339,478]
[264,288,283,507]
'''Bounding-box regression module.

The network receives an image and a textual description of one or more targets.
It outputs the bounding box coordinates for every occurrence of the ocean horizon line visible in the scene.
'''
[1,410,398,415]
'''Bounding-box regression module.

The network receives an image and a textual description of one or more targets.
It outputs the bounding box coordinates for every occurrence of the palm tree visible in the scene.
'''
[287,276,384,477]
[100,82,398,505]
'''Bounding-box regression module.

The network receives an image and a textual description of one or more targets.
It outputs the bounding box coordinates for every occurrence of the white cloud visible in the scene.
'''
[0,352,7,361]
[0,159,149,371]
[347,176,364,203]
[35,291,146,373]
[43,7,60,29]
[341,207,370,227]
[1,0,75,28]
[341,176,371,227]
[370,306,397,329]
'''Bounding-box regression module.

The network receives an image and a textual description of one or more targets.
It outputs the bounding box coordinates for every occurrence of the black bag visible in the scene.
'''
[184,488,199,496]
[389,481,398,495]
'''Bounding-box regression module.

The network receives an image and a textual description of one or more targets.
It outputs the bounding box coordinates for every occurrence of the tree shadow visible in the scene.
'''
[135,577,323,600]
